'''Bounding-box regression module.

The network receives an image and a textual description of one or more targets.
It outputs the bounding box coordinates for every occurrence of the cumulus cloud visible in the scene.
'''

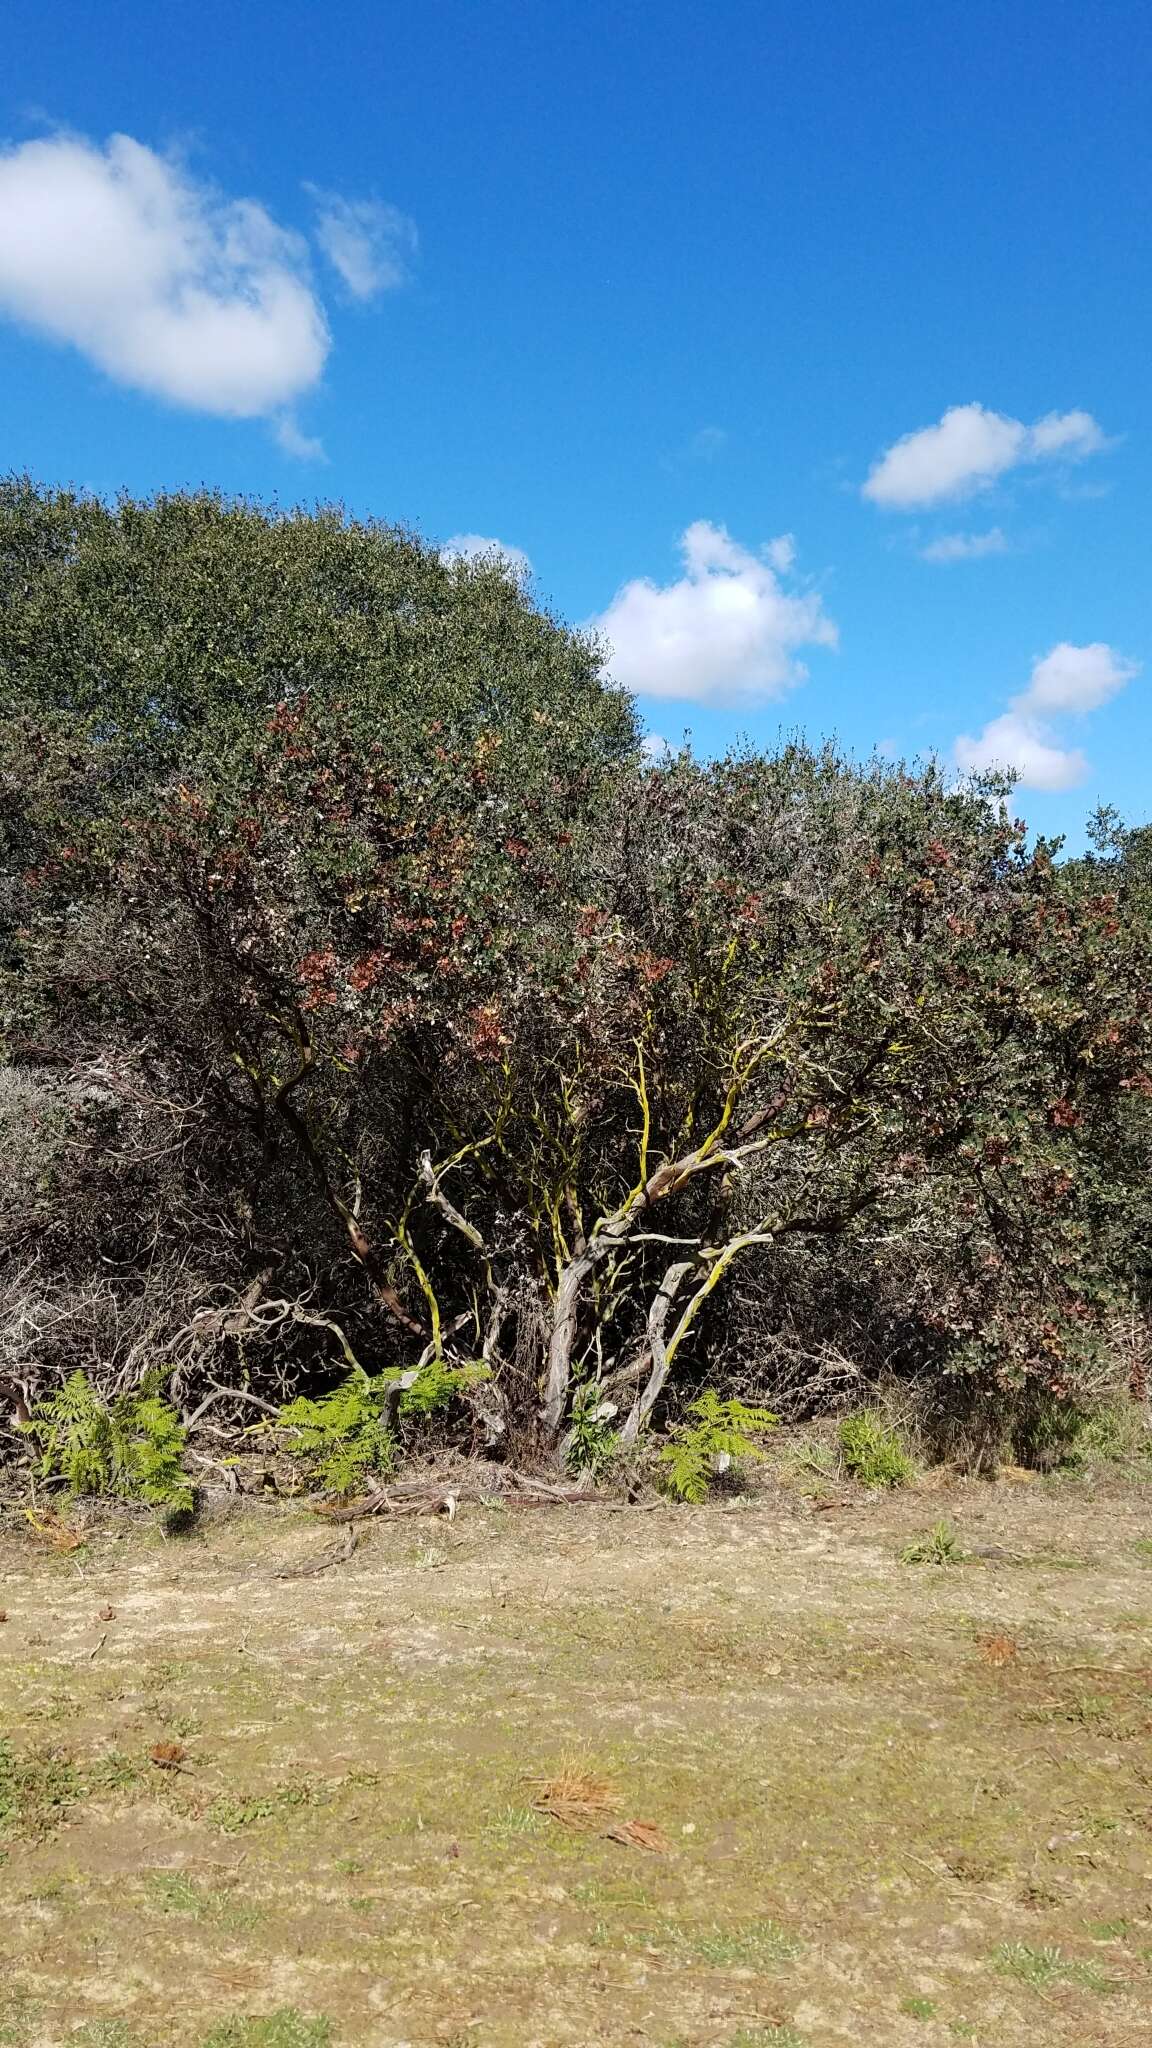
[1025,640,1137,714]
[920,527,1009,563]
[439,533,533,578]
[0,132,330,421]
[593,521,836,704]
[955,641,1139,792]
[864,403,1107,508]
[954,712,1088,793]
[307,187,417,299]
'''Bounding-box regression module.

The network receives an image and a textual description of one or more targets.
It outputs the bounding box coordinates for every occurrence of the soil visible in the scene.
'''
[1,1464,1150,2046]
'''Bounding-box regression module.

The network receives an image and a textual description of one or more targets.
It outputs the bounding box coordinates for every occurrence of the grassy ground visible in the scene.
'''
[1,1466,1150,2047]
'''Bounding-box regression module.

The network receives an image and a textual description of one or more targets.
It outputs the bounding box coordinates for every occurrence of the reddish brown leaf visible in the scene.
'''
[605,1818,671,1853]
[978,1632,1019,1667]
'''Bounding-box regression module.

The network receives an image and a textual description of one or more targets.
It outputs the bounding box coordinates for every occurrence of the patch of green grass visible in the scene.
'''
[69,2026,143,2048]
[900,1519,962,1565]
[87,1748,148,1792]
[838,1409,916,1488]
[0,1996,38,2048]
[901,1996,938,2019]
[990,1941,1117,1993]
[203,1778,330,1833]
[728,2029,807,2048]
[1064,1400,1152,1470]
[199,2015,332,2048]
[483,1802,548,1840]
[144,1870,256,1928]
[1086,1917,1130,1941]
[204,1792,278,1833]
[0,1740,83,1839]
[1133,1537,1152,1562]
[686,1919,802,1968]
[620,1917,802,1969]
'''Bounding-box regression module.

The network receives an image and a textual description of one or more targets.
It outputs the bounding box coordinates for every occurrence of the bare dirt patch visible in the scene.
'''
[1,1472,1150,2046]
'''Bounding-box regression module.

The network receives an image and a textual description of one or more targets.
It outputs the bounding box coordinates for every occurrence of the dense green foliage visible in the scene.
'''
[2,479,1150,1476]
[21,1370,192,1509]
[275,1375,399,1495]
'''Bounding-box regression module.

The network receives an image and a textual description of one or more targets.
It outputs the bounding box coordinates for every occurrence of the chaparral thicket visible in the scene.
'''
[2,481,1150,1491]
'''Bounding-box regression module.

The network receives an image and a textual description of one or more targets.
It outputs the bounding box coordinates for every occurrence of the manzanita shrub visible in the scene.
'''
[2,480,1150,1469]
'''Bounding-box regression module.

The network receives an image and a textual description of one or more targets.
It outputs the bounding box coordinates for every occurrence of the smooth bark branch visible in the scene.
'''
[539,1127,778,1438]
[419,1149,488,1252]
[619,1258,696,1444]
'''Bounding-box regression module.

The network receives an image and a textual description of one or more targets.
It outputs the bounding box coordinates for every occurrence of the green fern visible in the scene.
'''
[386,1357,489,1417]
[278,1358,490,1492]
[22,1370,192,1511]
[658,1391,777,1503]
[277,1375,397,1494]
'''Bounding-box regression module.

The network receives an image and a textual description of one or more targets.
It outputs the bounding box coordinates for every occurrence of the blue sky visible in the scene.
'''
[1,0,1148,845]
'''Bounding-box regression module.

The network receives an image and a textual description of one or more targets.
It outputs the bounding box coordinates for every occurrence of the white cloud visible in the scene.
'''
[0,132,330,420]
[954,711,1088,792]
[954,641,1139,792]
[1025,640,1137,714]
[920,527,1009,563]
[1028,409,1105,458]
[593,521,836,704]
[307,188,417,299]
[274,415,327,462]
[864,403,1107,508]
[641,732,672,761]
[439,533,533,578]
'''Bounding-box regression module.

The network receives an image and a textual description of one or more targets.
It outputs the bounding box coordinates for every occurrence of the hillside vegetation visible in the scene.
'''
[2,481,1151,1503]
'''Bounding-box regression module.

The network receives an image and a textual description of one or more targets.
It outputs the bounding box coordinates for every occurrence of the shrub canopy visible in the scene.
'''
[2,480,1150,1459]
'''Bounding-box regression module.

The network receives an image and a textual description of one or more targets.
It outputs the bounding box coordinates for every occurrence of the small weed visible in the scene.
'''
[640,1918,801,1968]
[199,2017,331,2048]
[485,1803,548,1841]
[728,2029,807,2048]
[571,1875,653,1909]
[88,1749,147,1792]
[901,1519,962,1565]
[901,1997,938,2020]
[688,1919,801,1967]
[204,1793,277,1833]
[204,1780,328,1832]
[1087,1918,1130,1941]
[145,1871,255,1927]
[838,1409,916,1488]
[991,1942,1117,1993]
[565,1385,621,1477]
[70,2027,142,2048]
[1133,1537,1152,1563]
